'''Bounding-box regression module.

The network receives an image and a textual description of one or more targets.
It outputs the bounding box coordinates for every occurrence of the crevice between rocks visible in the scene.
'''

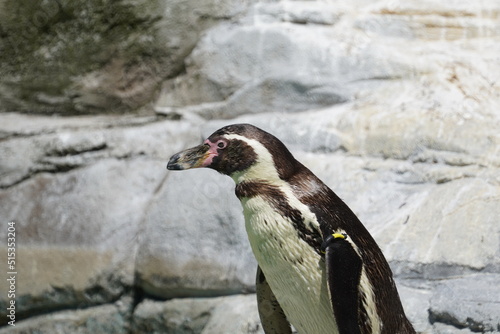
[428,309,496,333]
[0,114,170,142]
[0,150,160,190]
[45,143,108,157]
[390,261,493,281]
[0,265,154,330]
[0,282,129,327]
[125,281,146,334]
[124,170,172,332]
[0,163,86,190]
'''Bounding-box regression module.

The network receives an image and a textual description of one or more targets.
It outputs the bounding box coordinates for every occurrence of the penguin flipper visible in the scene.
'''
[256,266,292,334]
[324,234,363,334]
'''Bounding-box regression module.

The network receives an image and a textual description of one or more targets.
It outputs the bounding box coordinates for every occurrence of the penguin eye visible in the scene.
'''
[217,140,227,149]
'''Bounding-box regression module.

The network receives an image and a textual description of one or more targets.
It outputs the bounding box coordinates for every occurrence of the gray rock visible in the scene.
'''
[249,1,344,26]
[378,177,500,276]
[132,295,263,334]
[0,158,163,321]
[214,76,349,118]
[0,113,200,188]
[0,115,203,321]
[429,274,500,332]
[155,7,416,118]
[0,0,250,114]
[200,295,263,334]
[0,112,159,138]
[397,282,433,333]
[429,323,476,334]
[136,168,257,298]
[0,302,128,334]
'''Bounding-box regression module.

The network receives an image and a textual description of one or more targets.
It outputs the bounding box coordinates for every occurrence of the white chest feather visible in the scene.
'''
[242,195,339,334]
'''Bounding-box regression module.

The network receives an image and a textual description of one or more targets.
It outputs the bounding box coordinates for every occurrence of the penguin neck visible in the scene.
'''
[230,153,284,187]
[224,132,296,187]
[231,169,283,187]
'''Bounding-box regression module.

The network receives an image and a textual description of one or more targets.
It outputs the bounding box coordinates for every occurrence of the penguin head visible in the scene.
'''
[167,124,299,182]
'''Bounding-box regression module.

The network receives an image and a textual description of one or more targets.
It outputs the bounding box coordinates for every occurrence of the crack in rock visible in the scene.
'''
[429,309,496,333]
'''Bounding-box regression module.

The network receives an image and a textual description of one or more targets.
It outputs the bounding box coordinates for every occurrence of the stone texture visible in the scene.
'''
[0,0,250,114]
[0,302,129,334]
[132,295,263,334]
[0,113,199,188]
[397,282,433,333]
[0,114,202,324]
[136,169,257,299]
[156,16,415,118]
[429,274,500,332]
[378,178,500,275]
[156,0,500,123]
[0,158,163,321]
[429,323,475,334]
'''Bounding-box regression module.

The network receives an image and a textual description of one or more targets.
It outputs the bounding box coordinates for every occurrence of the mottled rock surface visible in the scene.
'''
[132,295,263,334]
[429,274,500,333]
[0,302,130,334]
[0,0,250,114]
[136,169,257,299]
[1,0,500,333]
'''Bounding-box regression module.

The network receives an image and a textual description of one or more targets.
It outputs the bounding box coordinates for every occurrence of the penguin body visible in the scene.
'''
[241,185,336,333]
[168,124,415,334]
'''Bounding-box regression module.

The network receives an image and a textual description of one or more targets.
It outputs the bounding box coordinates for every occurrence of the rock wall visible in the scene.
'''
[1,1,500,333]
[0,0,249,114]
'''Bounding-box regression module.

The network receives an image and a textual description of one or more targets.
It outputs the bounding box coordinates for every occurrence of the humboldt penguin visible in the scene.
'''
[167,124,415,334]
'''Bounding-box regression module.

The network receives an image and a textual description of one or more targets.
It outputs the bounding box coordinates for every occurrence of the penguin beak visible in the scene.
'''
[167,144,211,170]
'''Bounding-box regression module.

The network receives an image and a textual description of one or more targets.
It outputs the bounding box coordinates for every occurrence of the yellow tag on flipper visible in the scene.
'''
[332,233,347,240]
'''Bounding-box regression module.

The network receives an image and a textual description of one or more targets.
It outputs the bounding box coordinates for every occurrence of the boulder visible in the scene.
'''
[0,113,202,323]
[0,302,129,334]
[136,169,257,298]
[430,323,475,334]
[132,295,263,334]
[0,0,250,114]
[429,274,500,332]
[0,112,200,188]
[0,158,163,322]
[397,282,432,333]
[156,8,417,118]
[377,177,500,276]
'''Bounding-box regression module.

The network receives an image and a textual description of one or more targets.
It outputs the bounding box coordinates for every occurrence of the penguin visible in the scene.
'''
[167,124,416,334]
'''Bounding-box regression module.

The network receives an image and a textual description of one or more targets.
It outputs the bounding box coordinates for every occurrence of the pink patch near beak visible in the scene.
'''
[200,139,220,167]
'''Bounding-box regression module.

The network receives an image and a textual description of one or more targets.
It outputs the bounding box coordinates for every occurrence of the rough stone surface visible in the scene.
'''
[0,114,204,324]
[429,274,500,333]
[1,0,500,333]
[136,169,257,299]
[0,157,169,320]
[397,282,433,333]
[132,295,263,334]
[0,302,129,334]
[0,0,250,114]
